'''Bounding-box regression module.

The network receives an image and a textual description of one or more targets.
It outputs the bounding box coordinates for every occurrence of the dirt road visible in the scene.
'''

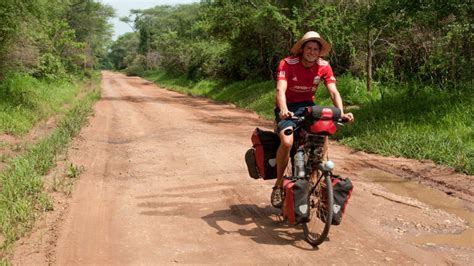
[13,72,473,264]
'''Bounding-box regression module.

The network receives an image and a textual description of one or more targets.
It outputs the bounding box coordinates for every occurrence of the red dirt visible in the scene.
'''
[12,71,474,265]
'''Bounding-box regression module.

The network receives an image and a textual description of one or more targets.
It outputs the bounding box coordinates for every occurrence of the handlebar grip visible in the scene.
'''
[340,116,350,123]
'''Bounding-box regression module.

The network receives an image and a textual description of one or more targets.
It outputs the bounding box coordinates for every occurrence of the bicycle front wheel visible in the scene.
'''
[302,173,333,246]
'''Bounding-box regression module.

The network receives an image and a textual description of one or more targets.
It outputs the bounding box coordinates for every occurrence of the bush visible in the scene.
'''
[313,74,381,107]
[0,73,81,135]
[0,73,39,109]
[126,55,146,76]
[34,53,66,80]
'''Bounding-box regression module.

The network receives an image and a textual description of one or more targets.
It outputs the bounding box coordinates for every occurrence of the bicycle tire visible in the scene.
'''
[302,173,333,246]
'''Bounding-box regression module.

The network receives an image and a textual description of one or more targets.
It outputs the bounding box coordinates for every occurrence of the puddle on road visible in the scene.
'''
[363,169,474,248]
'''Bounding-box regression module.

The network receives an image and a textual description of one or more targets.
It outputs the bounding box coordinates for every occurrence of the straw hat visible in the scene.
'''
[291,31,331,57]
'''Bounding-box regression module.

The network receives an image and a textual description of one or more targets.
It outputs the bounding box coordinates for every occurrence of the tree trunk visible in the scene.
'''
[366,29,373,93]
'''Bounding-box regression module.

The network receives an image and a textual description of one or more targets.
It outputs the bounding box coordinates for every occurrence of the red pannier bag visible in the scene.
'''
[321,175,354,225]
[283,177,310,225]
[244,128,280,180]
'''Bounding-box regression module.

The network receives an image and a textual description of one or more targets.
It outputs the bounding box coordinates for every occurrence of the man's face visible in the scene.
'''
[302,41,320,64]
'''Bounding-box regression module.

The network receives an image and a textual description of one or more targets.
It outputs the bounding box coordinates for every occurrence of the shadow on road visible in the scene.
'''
[201,204,317,251]
[136,183,319,250]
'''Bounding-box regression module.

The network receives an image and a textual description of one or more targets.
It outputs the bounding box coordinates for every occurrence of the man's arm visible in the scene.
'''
[326,82,354,122]
[326,83,344,113]
[276,79,293,119]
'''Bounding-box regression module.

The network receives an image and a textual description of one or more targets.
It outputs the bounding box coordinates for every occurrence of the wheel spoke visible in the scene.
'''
[302,174,333,246]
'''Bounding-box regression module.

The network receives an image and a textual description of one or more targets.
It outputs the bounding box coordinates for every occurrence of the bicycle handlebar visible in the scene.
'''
[286,115,350,123]
[283,115,350,136]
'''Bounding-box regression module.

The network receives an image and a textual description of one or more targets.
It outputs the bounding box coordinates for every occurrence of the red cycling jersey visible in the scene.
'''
[276,56,336,105]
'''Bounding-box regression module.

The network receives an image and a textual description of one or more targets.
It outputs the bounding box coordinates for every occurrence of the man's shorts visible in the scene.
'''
[274,101,315,133]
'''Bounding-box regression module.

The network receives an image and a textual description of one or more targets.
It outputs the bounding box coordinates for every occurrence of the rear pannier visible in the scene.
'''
[245,128,280,180]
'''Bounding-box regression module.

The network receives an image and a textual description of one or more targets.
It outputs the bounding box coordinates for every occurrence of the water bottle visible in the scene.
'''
[324,160,335,171]
[294,149,305,177]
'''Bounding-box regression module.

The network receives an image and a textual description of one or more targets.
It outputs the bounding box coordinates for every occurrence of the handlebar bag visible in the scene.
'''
[304,106,341,135]
[245,128,280,180]
[283,177,310,225]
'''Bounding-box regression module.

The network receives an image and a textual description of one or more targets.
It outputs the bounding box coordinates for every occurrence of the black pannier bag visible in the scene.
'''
[321,175,354,225]
[245,128,280,180]
[283,177,310,225]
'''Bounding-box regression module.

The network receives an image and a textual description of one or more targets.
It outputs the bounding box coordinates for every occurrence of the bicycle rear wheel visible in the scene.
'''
[302,173,333,246]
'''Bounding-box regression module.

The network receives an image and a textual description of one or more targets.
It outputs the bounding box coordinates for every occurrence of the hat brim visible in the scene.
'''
[291,37,331,57]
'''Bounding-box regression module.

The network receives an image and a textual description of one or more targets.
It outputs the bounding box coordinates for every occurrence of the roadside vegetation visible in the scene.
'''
[0,0,114,261]
[0,81,100,259]
[109,1,473,175]
[0,74,83,135]
[337,83,473,174]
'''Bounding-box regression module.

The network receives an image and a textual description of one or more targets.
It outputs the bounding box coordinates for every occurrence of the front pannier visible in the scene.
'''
[331,175,353,225]
[283,177,310,225]
[320,175,354,225]
[245,128,280,180]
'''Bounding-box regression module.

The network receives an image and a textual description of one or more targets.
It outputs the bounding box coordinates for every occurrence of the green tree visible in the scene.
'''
[66,0,115,70]
[397,0,473,85]
[109,0,472,86]
[203,0,295,79]
[0,0,115,77]
[108,32,140,70]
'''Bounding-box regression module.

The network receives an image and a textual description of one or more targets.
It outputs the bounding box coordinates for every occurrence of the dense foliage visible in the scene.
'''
[0,0,114,78]
[109,0,472,87]
[0,0,114,133]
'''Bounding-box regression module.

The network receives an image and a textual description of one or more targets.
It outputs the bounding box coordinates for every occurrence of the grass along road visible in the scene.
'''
[0,75,100,262]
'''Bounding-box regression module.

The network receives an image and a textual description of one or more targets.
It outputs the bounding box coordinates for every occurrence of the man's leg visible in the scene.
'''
[275,127,293,187]
[271,126,293,208]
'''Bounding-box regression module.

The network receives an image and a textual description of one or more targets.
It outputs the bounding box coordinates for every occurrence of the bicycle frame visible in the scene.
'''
[283,114,340,246]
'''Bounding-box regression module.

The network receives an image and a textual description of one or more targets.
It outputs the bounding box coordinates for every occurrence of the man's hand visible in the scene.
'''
[341,112,354,123]
[279,108,294,120]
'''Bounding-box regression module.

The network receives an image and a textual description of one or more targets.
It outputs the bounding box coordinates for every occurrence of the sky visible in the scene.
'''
[100,0,200,40]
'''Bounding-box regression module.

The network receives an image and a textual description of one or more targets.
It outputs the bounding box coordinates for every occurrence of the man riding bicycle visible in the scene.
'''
[271,31,354,208]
